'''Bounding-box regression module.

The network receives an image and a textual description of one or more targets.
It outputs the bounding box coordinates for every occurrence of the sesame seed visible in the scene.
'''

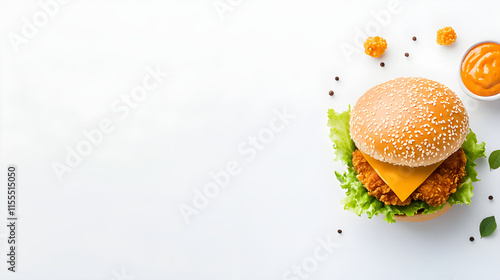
[349,77,469,166]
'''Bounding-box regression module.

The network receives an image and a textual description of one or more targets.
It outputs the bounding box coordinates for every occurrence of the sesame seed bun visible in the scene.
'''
[350,77,469,167]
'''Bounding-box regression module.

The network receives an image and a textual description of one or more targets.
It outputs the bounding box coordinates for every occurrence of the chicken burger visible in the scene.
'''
[328,77,485,223]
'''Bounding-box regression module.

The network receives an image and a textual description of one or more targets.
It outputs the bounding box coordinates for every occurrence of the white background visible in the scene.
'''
[1,0,500,279]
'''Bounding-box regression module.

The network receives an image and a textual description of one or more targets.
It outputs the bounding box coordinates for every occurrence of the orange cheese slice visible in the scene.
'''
[360,151,443,202]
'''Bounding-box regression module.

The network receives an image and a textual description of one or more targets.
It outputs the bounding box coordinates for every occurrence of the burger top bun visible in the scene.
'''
[350,77,469,167]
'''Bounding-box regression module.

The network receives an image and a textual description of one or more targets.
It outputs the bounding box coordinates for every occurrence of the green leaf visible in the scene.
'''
[447,129,487,206]
[462,130,486,163]
[327,107,356,166]
[458,130,486,184]
[329,108,486,223]
[488,150,500,170]
[480,216,497,238]
[447,177,474,205]
[335,171,345,184]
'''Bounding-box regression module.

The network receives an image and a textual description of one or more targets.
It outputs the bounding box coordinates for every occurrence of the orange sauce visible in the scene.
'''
[461,42,500,96]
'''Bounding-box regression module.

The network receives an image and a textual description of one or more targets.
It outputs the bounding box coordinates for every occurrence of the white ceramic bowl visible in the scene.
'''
[458,39,500,101]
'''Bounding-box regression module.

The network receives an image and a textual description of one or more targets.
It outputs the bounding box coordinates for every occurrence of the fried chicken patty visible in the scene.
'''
[352,148,467,207]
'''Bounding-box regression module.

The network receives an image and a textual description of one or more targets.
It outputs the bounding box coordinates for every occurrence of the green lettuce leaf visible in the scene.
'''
[328,107,356,166]
[328,108,486,223]
[448,130,486,205]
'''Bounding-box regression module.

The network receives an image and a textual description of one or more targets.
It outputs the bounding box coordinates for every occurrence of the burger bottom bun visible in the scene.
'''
[393,203,452,222]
